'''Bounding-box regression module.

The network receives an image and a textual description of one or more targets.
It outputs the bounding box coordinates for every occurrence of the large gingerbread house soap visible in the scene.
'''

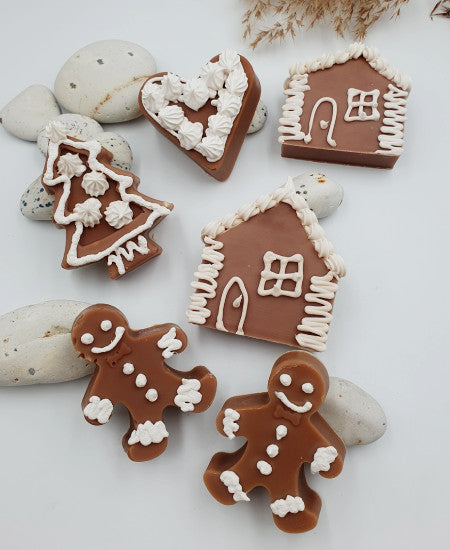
[187,178,345,352]
[278,43,411,168]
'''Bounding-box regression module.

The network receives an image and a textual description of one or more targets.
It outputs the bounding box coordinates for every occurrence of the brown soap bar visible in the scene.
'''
[204,351,345,533]
[187,178,345,352]
[278,44,411,169]
[42,122,173,279]
[139,49,261,181]
[72,304,217,462]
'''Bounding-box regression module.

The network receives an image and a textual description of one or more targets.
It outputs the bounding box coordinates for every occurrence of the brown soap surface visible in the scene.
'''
[139,54,261,181]
[204,351,346,533]
[72,304,217,462]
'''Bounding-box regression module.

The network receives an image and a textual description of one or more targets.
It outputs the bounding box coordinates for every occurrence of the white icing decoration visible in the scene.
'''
[232,295,242,308]
[145,388,158,402]
[57,153,86,179]
[73,198,102,228]
[276,425,287,441]
[181,78,210,111]
[270,496,305,517]
[302,382,314,394]
[158,105,185,131]
[81,170,109,197]
[303,97,337,147]
[194,134,226,162]
[376,83,408,155]
[206,114,233,137]
[135,373,147,388]
[200,61,226,92]
[177,119,203,150]
[91,326,125,354]
[101,320,112,331]
[258,251,304,298]
[218,49,241,72]
[104,200,134,229]
[225,69,248,95]
[141,81,168,113]
[266,444,279,458]
[320,120,329,129]
[83,396,113,424]
[107,235,150,276]
[128,420,168,446]
[257,460,272,476]
[81,333,94,345]
[157,327,183,359]
[160,73,183,102]
[220,471,250,502]
[279,374,292,387]
[275,391,312,414]
[223,408,240,439]
[311,446,338,474]
[42,136,171,269]
[123,362,134,375]
[45,121,67,143]
[174,378,202,412]
[211,90,242,117]
[344,88,380,122]
[187,178,345,352]
[216,276,248,335]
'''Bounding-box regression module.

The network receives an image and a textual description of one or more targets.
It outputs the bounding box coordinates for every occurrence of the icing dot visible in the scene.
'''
[101,320,112,332]
[257,460,272,476]
[280,374,292,387]
[145,389,158,402]
[302,383,314,394]
[276,425,288,441]
[266,444,279,458]
[135,374,147,388]
[81,333,94,345]
[123,363,134,375]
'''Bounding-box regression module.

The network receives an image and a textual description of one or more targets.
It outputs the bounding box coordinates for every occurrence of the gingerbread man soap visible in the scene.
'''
[72,304,217,461]
[204,351,345,533]
[139,49,261,181]
[42,122,173,278]
[278,43,411,168]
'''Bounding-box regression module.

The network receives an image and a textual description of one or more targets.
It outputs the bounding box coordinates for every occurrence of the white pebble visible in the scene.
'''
[37,113,103,155]
[293,172,344,219]
[247,100,267,134]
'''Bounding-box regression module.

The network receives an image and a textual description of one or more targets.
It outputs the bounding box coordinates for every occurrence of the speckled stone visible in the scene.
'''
[293,172,344,219]
[94,131,133,171]
[0,85,60,141]
[247,100,268,134]
[54,40,156,123]
[37,113,103,155]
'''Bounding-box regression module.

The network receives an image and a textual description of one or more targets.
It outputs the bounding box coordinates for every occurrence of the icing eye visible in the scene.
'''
[302,383,314,394]
[101,320,112,331]
[279,374,292,387]
[81,333,94,345]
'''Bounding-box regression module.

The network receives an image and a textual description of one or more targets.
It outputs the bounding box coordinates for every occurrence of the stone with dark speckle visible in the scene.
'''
[247,100,268,134]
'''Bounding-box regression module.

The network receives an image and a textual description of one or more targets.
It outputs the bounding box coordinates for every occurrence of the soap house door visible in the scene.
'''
[215,276,249,336]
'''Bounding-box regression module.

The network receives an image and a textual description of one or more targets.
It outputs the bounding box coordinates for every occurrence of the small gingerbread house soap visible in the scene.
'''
[187,178,345,352]
[278,43,411,168]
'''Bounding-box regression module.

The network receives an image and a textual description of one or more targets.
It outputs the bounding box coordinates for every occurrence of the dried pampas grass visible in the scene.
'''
[242,0,410,48]
[430,1,450,18]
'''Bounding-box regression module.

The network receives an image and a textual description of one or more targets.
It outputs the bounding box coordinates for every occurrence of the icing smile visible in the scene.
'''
[91,327,126,354]
[275,391,312,414]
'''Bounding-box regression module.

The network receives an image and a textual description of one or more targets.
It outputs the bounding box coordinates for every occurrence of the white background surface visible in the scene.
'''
[0,1,449,549]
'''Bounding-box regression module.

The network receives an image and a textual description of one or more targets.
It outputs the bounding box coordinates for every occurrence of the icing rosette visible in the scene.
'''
[212,90,242,118]
[161,73,183,102]
[57,153,86,179]
[225,69,248,96]
[218,49,241,72]
[141,81,168,113]
[158,105,185,131]
[104,200,133,229]
[177,119,204,150]
[195,134,226,162]
[81,170,109,197]
[73,198,102,227]
[206,114,233,138]
[181,78,210,111]
[200,62,226,93]
[45,121,67,143]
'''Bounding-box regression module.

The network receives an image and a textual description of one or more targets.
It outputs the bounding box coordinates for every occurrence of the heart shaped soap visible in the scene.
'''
[139,50,261,181]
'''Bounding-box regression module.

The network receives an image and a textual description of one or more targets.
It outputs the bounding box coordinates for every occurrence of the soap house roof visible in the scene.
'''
[187,179,345,351]
[278,43,411,169]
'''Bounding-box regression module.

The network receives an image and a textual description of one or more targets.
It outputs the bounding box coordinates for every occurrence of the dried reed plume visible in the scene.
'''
[430,1,450,18]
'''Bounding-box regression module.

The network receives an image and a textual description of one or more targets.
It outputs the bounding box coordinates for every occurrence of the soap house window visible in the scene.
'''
[344,88,380,122]
[258,252,304,298]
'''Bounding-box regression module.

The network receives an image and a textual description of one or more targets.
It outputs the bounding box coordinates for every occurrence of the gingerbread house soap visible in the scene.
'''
[278,43,411,168]
[187,178,345,352]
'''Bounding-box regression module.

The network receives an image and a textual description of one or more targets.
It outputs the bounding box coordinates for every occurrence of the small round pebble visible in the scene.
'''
[37,113,103,155]
[54,40,157,123]
[247,100,268,134]
[95,132,133,172]
[0,85,60,141]
[293,172,344,219]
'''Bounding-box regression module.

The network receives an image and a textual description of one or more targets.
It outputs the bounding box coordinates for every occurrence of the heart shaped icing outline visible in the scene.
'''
[140,50,249,163]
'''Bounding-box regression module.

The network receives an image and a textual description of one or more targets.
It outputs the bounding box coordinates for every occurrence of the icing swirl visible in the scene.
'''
[212,90,242,117]
[195,134,226,162]
[161,73,183,102]
[141,81,168,113]
[158,105,185,131]
[200,61,226,92]
[45,121,67,143]
[73,198,102,227]
[206,114,233,137]
[104,200,134,229]
[182,78,210,111]
[218,49,241,72]
[81,170,109,197]
[225,69,248,96]
[57,153,86,179]
[177,119,204,150]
